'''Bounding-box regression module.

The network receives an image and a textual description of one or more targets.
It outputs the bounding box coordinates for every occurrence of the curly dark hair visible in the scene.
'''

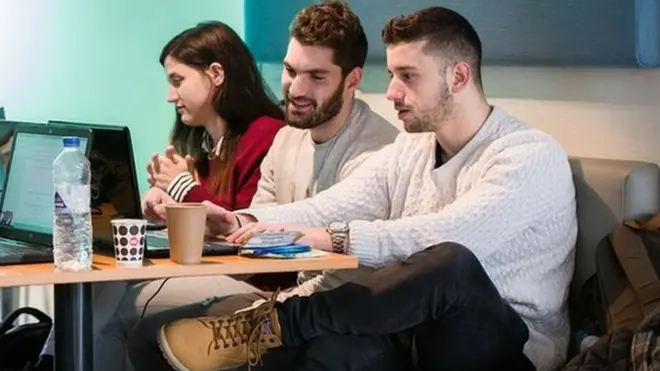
[290,0,368,76]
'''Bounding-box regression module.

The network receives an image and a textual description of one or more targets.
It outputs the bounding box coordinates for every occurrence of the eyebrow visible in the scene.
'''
[389,66,418,74]
[283,61,330,75]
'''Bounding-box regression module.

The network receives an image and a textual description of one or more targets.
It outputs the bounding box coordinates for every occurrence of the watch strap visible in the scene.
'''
[330,231,348,254]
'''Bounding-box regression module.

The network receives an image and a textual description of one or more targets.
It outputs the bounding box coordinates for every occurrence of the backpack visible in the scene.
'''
[0,307,52,371]
[562,214,660,370]
[582,214,660,335]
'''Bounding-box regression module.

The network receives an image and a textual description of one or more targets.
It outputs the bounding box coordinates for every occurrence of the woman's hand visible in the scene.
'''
[147,146,194,190]
[141,187,175,222]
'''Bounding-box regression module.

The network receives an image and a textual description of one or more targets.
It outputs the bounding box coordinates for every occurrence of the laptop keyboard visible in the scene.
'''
[0,238,52,257]
[146,234,169,250]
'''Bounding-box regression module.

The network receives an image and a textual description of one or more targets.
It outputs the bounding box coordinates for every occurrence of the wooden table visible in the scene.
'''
[0,252,357,371]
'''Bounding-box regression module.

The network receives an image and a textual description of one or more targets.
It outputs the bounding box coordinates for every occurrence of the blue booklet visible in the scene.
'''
[242,231,303,248]
[240,231,314,258]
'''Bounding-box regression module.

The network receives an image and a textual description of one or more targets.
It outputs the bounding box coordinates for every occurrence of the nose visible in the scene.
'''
[167,86,179,103]
[287,76,310,100]
[385,78,404,102]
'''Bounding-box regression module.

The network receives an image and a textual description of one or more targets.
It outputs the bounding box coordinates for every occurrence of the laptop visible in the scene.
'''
[47,120,239,258]
[0,124,92,264]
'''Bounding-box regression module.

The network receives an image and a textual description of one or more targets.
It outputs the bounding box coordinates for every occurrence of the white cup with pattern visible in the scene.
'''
[110,218,147,268]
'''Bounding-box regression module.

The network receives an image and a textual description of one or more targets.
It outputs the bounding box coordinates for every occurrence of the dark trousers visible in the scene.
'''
[276,242,535,371]
[128,242,535,371]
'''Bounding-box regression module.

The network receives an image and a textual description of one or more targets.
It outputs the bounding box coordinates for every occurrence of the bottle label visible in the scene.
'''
[54,184,91,213]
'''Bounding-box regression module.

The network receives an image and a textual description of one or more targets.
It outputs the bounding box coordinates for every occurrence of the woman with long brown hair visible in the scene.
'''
[143,21,284,218]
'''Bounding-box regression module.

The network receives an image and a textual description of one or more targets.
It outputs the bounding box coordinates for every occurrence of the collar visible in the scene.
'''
[201,131,223,159]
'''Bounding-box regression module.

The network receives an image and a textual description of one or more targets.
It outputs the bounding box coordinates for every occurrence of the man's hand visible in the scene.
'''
[226,222,300,244]
[142,187,175,221]
[295,227,333,252]
[203,201,244,237]
[227,224,332,251]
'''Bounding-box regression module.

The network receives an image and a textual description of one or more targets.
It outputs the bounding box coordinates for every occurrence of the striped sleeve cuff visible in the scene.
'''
[166,172,197,202]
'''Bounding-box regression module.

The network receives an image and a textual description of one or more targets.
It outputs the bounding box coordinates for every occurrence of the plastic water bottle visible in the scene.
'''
[53,137,93,272]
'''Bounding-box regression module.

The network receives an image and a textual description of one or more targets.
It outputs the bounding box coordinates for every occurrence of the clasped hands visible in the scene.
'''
[141,145,193,221]
[147,145,194,191]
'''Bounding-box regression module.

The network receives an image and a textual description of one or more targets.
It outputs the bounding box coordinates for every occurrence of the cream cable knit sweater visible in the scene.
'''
[244,107,578,371]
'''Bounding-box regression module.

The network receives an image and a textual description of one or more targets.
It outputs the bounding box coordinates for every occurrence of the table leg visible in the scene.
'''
[0,287,15,318]
[54,283,93,371]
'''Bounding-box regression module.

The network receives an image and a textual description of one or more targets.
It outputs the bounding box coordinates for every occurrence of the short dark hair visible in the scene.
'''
[382,7,483,88]
[290,0,368,76]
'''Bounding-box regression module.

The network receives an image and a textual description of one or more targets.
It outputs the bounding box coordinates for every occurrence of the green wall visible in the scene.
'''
[0,0,245,194]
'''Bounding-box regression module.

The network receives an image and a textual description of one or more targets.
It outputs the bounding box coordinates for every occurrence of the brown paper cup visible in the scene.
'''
[164,203,207,265]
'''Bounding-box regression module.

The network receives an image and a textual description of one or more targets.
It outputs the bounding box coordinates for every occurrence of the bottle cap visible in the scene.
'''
[63,137,80,148]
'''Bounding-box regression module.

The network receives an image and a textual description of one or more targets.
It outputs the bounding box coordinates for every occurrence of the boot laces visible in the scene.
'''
[200,290,281,369]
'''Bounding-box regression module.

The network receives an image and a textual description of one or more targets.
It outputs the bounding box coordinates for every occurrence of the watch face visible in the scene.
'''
[328,220,348,233]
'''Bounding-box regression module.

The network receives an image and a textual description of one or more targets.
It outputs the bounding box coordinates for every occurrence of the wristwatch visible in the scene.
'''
[326,220,350,254]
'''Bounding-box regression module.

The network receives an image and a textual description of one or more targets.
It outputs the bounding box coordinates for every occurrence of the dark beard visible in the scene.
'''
[284,80,344,129]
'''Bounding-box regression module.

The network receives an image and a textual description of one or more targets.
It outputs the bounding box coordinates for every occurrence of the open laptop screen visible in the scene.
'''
[1,131,88,235]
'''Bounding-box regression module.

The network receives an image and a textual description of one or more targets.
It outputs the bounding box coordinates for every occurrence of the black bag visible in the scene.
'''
[0,307,52,371]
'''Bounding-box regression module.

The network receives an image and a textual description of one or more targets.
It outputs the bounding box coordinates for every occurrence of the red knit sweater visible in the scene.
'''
[167,116,284,210]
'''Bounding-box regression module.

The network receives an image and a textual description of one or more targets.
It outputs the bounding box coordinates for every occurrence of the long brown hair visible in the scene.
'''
[161,21,283,194]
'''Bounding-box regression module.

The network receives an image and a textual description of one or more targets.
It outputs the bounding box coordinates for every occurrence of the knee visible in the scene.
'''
[414,242,485,280]
[424,242,478,266]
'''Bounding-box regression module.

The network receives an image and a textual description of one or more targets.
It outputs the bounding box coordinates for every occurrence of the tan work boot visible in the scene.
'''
[157,293,283,371]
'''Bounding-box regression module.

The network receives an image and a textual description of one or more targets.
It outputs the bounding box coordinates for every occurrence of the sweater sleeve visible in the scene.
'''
[339,150,382,180]
[166,171,235,210]
[248,134,280,208]
[242,141,397,226]
[348,138,574,268]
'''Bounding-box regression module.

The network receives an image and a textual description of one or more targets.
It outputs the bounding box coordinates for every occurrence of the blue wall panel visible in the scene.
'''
[245,0,660,68]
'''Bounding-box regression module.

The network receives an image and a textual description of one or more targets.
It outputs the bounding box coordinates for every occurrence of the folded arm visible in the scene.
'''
[347,139,574,268]
[242,143,397,228]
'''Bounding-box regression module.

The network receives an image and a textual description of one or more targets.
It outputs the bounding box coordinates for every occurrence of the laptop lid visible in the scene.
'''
[0,124,91,246]
[47,121,142,247]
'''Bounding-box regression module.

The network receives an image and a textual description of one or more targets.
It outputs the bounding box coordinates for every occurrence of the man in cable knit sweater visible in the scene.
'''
[152,6,577,371]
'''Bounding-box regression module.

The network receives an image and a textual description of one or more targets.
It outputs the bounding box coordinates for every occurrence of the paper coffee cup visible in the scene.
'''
[165,203,207,264]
